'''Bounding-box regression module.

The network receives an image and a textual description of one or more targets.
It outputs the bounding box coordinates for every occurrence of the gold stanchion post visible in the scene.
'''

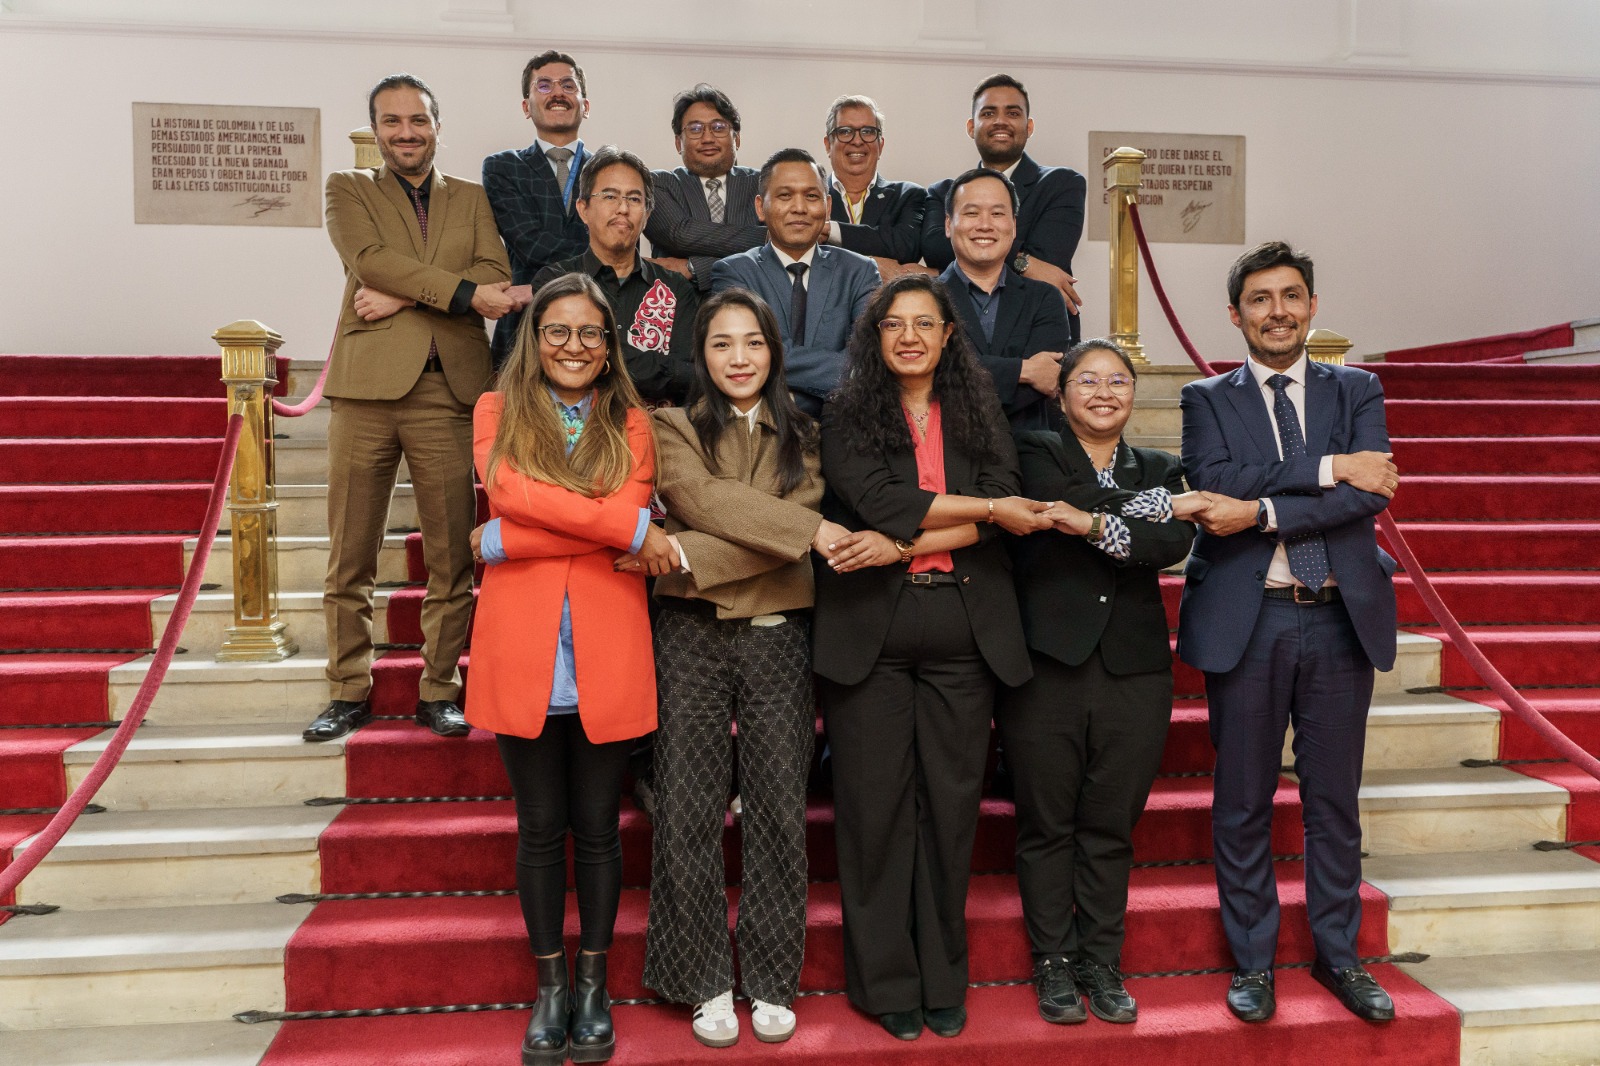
[1306,328,1353,366]
[1104,148,1149,365]
[215,320,299,662]
[349,127,381,169]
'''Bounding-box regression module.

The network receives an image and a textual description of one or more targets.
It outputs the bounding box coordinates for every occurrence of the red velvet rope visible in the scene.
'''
[1124,200,1600,784]
[272,330,332,418]
[0,414,245,901]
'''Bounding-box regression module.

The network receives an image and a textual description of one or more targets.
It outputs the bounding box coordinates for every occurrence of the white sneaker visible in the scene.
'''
[693,990,739,1047]
[750,997,796,1043]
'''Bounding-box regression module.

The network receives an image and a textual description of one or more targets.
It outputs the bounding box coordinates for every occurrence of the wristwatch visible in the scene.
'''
[1012,252,1031,275]
[1256,499,1270,531]
[893,538,915,564]
[1085,512,1104,541]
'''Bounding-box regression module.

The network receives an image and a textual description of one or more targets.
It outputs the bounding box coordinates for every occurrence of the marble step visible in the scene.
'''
[1124,397,1181,439]
[0,902,300,1029]
[1355,766,1569,855]
[188,532,409,590]
[1401,948,1600,1066]
[273,483,414,537]
[1346,691,1499,770]
[1126,364,1203,400]
[0,1020,278,1065]
[1378,630,1444,694]
[282,359,326,398]
[275,436,407,485]
[1365,848,1600,957]
[108,655,333,726]
[151,589,391,658]
[273,400,328,438]
[62,723,345,810]
[11,805,339,910]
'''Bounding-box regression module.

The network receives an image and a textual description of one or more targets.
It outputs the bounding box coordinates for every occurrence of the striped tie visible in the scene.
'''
[706,177,724,224]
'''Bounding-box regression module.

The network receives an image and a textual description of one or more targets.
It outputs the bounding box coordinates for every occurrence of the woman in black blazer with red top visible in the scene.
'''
[1001,338,1204,1029]
[813,274,1049,1042]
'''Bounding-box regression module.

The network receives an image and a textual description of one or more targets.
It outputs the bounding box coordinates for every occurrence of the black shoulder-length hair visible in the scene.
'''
[685,287,818,496]
[827,273,1007,464]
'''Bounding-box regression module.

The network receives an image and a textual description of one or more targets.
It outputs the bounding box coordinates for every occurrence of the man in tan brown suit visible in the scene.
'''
[304,73,514,742]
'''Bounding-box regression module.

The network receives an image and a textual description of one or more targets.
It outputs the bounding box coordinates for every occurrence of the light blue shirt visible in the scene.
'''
[479,390,649,714]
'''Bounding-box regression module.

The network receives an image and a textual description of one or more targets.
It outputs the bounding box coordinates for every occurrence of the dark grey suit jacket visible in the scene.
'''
[829,175,928,265]
[644,166,765,291]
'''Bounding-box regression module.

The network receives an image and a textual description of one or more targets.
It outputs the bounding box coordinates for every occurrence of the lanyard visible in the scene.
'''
[559,142,584,210]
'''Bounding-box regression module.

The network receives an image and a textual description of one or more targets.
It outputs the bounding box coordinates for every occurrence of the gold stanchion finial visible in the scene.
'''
[1105,148,1149,365]
[1306,328,1353,366]
[216,321,299,662]
[350,127,381,169]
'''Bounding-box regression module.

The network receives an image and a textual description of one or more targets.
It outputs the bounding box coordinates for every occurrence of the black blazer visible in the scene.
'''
[939,262,1071,432]
[813,404,1031,688]
[829,176,929,265]
[921,154,1087,276]
[1010,432,1195,676]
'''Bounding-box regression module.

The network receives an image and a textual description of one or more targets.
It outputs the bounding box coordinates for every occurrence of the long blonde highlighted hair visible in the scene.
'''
[488,272,648,497]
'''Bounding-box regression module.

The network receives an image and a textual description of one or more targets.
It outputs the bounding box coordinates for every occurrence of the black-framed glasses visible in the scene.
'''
[532,77,581,96]
[877,316,944,334]
[682,120,733,139]
[830,125,882,144]
[1069,373,1135,394]
[538,324,608,349]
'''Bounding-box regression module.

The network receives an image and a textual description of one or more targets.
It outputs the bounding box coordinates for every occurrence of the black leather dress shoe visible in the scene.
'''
[1034,954,1087,1024]
[923,1004,966,1038]
[302,699,371,742]
[1312,961,1395,1022]
[1073,958,1137,1024]
[415,699,470,737]
[1226,969,1276,1022]
[878,1008,922,1040]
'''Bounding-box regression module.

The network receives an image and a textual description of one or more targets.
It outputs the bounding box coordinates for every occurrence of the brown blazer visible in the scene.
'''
[324,165,512,406]
[652,405,825,619]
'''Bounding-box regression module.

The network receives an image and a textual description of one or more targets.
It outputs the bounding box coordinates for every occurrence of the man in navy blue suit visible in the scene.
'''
[710,148,879,417]
[1177,242,1402,1026]
[482,50,592,365]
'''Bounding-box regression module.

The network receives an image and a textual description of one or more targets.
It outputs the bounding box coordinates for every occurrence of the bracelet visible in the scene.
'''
[1086,512,1104,541]
[987,499,996,524]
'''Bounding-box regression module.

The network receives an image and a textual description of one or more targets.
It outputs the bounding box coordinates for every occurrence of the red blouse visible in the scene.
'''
[903,400,955,573]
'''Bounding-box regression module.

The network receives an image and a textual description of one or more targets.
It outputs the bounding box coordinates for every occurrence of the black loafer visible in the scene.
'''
[416,699,470,737]
[302,699,371,742]
[1312,961,1395,1022]
[878,1008,922,1040]
[1226,969,1275,1023]
[1073,958,1137,1024]
[923,1004,966,1038]
[1035,954,1087,1024]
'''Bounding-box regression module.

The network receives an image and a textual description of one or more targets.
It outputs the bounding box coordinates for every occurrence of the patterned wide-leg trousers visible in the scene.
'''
[643,607,814,1006]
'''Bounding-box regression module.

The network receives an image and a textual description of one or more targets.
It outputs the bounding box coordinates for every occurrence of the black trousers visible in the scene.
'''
[643,608,814,1005]
[996,648,1171,964]
[1207,597,1374,972]
[820,584,994,1016]
[497,716,632,956]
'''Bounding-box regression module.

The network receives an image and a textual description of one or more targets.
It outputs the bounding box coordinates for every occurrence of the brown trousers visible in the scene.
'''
[324,370,476,703]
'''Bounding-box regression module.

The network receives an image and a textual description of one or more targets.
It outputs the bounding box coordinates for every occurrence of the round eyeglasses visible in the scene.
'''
[538,324,608,349]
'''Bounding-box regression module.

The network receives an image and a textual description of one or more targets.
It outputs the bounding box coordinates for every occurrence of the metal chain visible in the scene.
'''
[1533,838,1600,852]
[0,804,105,817]
[1462,757,1565,768]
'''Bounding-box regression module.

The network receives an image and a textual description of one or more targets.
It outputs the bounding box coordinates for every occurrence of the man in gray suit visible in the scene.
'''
[645,84,765,292]
[711,148,879,416]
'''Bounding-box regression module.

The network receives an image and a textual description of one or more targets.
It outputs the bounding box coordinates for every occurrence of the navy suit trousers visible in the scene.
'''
[1206,596,1374,972]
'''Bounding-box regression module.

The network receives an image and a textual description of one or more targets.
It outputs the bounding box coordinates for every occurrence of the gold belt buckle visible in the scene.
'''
[908,573,933,585]
[1292,585,1319,605]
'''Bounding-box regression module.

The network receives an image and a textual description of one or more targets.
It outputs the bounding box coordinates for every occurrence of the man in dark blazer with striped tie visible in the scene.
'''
[645,84,766,292]
[709,149,879,417]
[1177,241,1402,1027]
[482,50,591,365]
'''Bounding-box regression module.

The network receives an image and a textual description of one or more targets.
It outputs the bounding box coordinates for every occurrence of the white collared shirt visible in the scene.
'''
[827,175,876,243]
[769,244,817,290]
[731,398,763,433]
[1247,352,1338,587]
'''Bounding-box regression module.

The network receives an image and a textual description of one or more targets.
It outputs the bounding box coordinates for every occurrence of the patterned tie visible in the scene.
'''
[706,177,724,224]
[786,263,808,346]
[407,185,440,362]
[1267,373,1331,590]
[547,147,574,206]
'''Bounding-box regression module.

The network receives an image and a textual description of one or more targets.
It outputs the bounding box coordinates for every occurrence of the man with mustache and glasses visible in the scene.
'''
[646,84,766,293]
[306,73,512,745]
[923,73,1087,344]
[483,50,593,367]
[817,94,932,280]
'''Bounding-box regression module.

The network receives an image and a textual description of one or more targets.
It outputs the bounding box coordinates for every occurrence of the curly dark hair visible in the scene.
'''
[827,274,1007,464]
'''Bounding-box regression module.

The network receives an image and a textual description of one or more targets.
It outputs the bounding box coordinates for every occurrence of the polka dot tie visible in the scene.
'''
[1268,374,1331,591]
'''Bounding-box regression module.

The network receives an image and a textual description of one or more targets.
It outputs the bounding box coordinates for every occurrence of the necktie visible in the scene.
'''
[547,147,574,206]
[706,177,724,224]
[408,186,440,363]
[786,263,808,346]
[1267,373,1331,590]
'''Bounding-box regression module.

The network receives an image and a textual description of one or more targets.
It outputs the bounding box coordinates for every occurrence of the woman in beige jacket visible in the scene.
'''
[637,288,847,1048]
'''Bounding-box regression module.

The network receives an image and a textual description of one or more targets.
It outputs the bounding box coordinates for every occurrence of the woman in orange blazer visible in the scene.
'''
[469,272,677,1066]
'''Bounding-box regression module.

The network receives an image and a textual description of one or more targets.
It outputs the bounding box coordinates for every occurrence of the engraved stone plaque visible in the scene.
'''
[1088,132,1245,244]
[134,103,322,227]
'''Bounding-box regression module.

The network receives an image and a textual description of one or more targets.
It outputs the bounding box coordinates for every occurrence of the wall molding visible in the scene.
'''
[5,14,1600,89]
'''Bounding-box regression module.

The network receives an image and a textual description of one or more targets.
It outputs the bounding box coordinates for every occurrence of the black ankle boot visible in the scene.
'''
[522,952,569,1066]
[570,950,615,1063]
